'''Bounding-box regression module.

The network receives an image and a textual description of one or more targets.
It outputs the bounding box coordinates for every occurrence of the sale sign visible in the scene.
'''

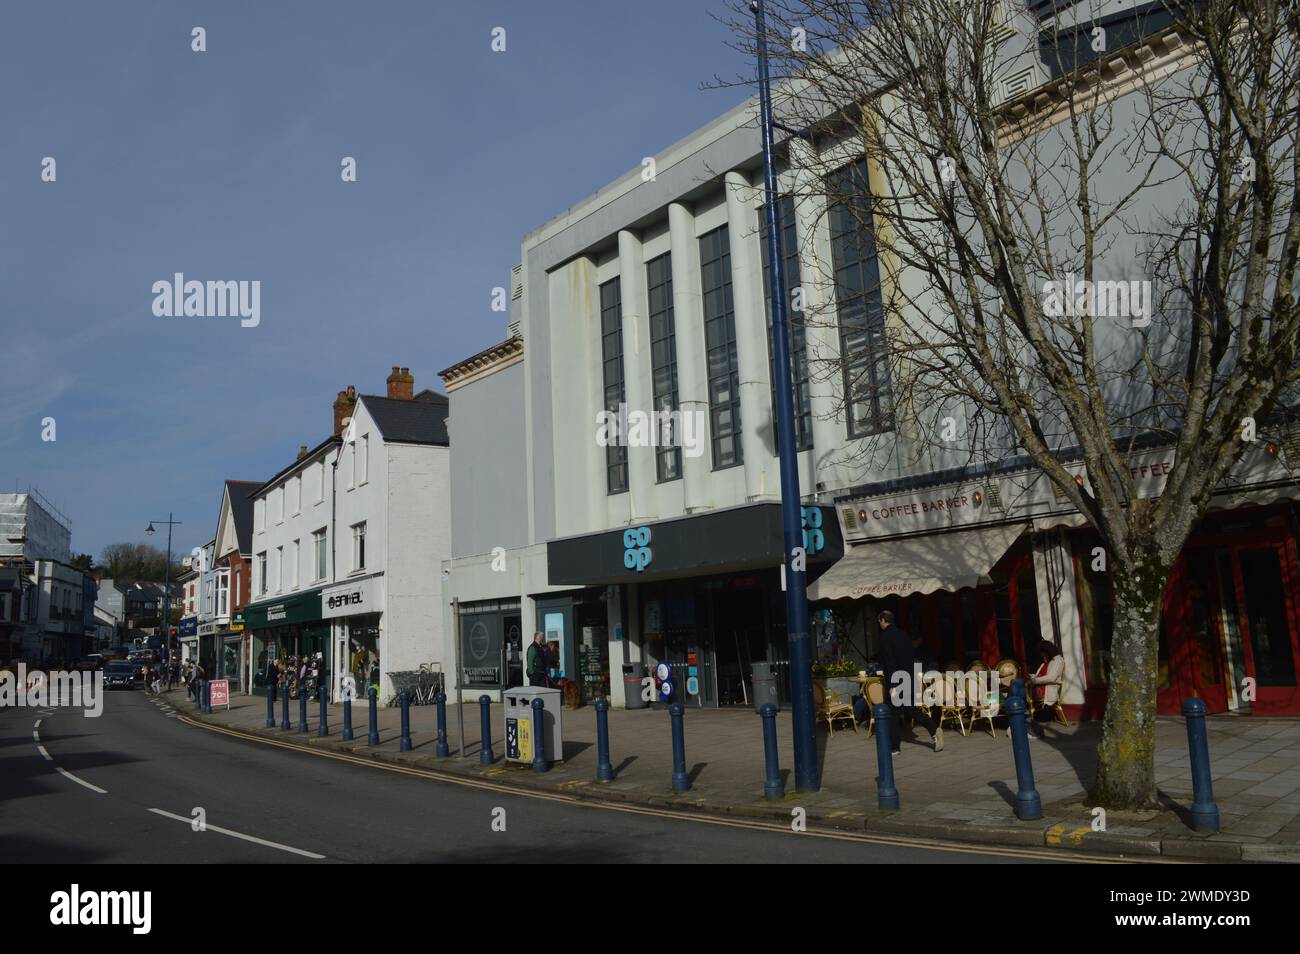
[209,679,230,709]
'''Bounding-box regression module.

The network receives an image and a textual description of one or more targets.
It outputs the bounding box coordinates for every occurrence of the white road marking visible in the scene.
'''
[34,719,42,729]
[147,808,326,859]
[57,767,107,794]
[37,744,52,761]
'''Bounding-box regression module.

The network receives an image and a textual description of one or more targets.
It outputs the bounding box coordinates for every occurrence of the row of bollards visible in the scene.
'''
[253,678,1220,831]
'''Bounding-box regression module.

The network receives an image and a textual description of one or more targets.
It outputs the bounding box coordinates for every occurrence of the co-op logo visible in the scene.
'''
[623,526,653,572]
[801,507,825,555]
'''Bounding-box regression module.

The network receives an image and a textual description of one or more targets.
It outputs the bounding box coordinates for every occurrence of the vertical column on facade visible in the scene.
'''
[1033,528,1083,707]
[567,256,605,531]
[606,584,627,708]
[788,137,843,480]
[617,229,653,522]
[667,202,709,514]
[724,169,776,502]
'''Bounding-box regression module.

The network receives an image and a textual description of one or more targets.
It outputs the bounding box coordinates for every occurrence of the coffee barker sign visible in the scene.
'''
[623,527,652,572]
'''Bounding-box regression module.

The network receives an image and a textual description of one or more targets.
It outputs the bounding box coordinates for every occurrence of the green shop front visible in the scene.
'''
[245,588,328,696]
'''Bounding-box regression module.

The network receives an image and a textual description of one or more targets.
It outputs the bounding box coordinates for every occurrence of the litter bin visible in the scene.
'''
[504,686,563,763]
[751,662,779,713]
[623,664,647,710]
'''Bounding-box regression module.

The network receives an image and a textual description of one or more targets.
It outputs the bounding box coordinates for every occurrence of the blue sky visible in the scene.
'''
[0,1,751,561]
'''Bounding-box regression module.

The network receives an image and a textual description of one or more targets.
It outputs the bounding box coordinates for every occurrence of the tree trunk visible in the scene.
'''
[1091,564,1166,809]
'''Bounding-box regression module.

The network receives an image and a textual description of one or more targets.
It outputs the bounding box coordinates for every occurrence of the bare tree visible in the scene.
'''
[719,0,1299,807]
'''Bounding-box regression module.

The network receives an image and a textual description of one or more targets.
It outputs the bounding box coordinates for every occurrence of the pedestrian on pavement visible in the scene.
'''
[266,658,278,703]
[878,609,943,753]
[526,632,548,687]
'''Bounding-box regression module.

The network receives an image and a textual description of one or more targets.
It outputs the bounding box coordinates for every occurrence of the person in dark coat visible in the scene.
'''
[266,659,278,703]
[878,609,943,753]
[526,633,549,687]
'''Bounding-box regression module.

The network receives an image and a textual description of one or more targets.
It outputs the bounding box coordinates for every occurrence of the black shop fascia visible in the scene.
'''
[546,502,843,586]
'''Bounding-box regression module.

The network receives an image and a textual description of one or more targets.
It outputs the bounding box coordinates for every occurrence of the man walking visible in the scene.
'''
[878,610,943,753]
[526,632,548,687]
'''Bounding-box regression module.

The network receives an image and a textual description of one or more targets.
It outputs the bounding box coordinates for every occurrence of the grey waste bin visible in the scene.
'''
[623,664,647,710]
[503,686,564,763]
[751,663,779,712]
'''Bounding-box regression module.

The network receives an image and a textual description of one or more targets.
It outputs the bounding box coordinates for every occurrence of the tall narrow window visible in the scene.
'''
[274,547,283,593]
[217,573,229,616]
[358,434,368,485]
[646,252,682,482]
[290,539,299,589]
[828,158,893,437]
[256,552,267,596]
[312,529,327,582]
[699,225,742,468]
[352,522,367,572]
[760,196,813,452]
[600,276,628,493]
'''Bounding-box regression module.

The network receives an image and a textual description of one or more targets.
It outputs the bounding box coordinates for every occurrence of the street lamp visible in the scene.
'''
[752,0,818,791]
[146,513,182,660]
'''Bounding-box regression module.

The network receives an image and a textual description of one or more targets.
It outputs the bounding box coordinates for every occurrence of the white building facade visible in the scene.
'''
[243,370,451,703]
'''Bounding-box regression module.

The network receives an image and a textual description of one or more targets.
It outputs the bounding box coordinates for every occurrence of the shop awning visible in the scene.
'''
[807,522,1029,600]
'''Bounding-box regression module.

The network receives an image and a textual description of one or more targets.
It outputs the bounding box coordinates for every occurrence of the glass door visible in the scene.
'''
[1232,545,1300,714]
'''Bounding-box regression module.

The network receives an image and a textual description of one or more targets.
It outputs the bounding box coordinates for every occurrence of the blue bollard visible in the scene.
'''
[435,691,449,757]
[342,694,354,741]
[670,703,690,792]
[298,685,309,733]
[399,690,412,752]
[478,694,494,765]
[202,680,211,714]
[265,687,275,728]
[595,698,614,781]
[760,703,784,800]
[318,684,328,737]
[195,679,203,711]
[872,702,900,810]
[368,687,380,746]
[280,680,290,730]
[531,697,549,772]
[1183,697,1221,833]
[1007,679,1042,820]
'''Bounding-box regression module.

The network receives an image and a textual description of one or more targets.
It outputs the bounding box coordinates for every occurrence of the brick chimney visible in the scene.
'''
[386,366,414,401]
[333,385,357,435]
[296,444,308,461]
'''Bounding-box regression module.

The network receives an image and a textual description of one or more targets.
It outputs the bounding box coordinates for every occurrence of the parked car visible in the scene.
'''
[104,660,140,690]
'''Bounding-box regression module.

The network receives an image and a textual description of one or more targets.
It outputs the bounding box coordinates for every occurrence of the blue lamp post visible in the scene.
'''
[752,0,818,792]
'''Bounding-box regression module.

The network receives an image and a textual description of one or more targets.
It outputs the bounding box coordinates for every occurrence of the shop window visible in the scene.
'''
[646,252,682,483]
[759,195,812,452]
[1072,535,1113,684]
[699,225,742,469]
[1239,548,1297,687]
[599,276,628,493]
[1017,565,1043,668]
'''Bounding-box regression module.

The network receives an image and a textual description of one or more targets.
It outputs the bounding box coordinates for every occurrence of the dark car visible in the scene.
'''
[73,655,105,673]
[104,660,140,690]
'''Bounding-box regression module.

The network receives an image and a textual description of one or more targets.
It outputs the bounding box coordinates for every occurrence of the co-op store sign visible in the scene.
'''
[841,443,1288,542]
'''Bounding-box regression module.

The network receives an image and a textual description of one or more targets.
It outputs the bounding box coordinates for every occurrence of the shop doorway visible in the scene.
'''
[711,585,768,706]
[1163,534,1300,715]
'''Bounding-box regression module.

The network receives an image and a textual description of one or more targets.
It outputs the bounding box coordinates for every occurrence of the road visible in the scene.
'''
[1,688,1059,863]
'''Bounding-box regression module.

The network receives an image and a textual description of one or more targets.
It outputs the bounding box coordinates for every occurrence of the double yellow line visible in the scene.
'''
[179,715,1175,863]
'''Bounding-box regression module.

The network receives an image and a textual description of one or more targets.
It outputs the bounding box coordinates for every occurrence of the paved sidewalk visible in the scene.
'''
[174,688,1300,861]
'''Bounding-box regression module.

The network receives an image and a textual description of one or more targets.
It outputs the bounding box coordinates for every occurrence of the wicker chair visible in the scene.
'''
[934,671,968,736]
[813,681,857,736]
[967,667,1003,738]
[862,676,887,736]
